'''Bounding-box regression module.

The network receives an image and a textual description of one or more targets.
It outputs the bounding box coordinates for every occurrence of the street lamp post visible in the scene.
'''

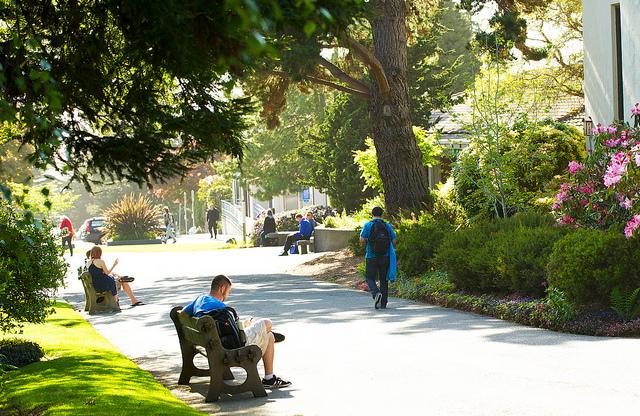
[584,116,594,153]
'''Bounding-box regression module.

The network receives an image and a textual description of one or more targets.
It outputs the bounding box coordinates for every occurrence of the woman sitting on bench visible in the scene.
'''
[88,246,144,307]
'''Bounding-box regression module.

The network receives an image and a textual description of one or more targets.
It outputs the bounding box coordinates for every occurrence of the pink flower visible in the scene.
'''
[624,215,640,238]
[617,193,633,210]
[608,126,618,134]
[603,152,630,187]
[579,185,594,195]
[632,144,640,166]
[605,138,620,148]
[568,161,584,174]
[631,103,640,116]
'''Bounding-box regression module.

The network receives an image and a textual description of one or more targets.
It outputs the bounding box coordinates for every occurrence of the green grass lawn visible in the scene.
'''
[0,302,203,416]
[101,241,227,253]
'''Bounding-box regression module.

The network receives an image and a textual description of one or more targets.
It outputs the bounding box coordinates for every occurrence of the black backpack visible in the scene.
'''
[203,306,246,349]
[370,220,390,256]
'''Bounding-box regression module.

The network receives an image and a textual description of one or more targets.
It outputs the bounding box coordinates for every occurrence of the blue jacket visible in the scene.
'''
[295,218,313,238]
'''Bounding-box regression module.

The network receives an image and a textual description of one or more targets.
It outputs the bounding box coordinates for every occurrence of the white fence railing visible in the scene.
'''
[221,200,243,236]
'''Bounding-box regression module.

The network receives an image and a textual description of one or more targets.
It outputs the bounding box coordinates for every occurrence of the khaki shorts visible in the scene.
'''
[244,318,271,354]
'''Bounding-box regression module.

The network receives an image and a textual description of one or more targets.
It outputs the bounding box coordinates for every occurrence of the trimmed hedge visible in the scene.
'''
[547,229,640,308]
[394,214,452,278]
[0,338,44,369]
[435,212,567,297]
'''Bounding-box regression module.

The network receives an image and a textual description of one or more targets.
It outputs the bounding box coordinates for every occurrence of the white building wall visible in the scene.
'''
[584,0,640,125]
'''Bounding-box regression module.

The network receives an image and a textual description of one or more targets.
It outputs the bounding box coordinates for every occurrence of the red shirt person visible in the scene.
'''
[59,215,74,256]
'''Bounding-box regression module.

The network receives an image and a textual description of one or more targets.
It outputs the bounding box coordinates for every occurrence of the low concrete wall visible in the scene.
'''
[314,228,357,252]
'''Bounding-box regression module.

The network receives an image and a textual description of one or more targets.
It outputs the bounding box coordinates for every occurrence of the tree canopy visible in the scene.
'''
[0,0,365,194]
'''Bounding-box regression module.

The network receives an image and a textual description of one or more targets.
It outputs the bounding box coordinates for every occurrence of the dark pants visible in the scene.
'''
[61,236,73,256]
[283,234,307,253]
[208,221,218,238]
[366,256,389,307]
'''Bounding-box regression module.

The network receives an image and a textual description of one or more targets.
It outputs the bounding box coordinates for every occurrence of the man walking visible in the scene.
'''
[206,205,220,239]
[279,213,312,256]
[181,275,291,389]
[360,206,397,309]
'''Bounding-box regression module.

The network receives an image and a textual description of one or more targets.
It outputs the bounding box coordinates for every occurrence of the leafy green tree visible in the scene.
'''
[0,0,364,195]
[0,201,66,333]
[354,127,443,194]
[8,182,78,220]
[297,93,374,211]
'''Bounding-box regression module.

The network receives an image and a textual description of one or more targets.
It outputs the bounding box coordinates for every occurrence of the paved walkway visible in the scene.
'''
[61,247,640,415]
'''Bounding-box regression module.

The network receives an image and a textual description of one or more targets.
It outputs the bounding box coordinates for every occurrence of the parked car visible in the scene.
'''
[78,217,106,244]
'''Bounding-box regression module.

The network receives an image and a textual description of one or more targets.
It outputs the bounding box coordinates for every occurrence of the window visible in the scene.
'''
[612,3,624,121]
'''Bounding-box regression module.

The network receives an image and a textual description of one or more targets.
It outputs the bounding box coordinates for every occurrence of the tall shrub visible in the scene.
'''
[0,201,67,332]
[104,193,161,241]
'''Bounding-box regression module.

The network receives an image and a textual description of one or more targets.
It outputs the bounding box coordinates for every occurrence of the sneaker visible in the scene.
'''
[118,276,135,283]
[272,332,285,343]
[262,375,291,389]
[374,292,382,309]
[279,251,289,256]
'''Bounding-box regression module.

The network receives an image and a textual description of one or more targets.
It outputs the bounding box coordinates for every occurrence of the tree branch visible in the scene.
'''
[318,57,371,95]
[344,37,391,97]
[305,76,371,99]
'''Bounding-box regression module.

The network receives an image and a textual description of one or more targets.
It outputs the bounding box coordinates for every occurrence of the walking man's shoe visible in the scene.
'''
[279,251,288,256]
[374,292,382,309]
[262,375,292,389]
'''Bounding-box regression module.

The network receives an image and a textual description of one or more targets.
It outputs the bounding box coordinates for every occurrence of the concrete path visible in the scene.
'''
[61,247,640,415]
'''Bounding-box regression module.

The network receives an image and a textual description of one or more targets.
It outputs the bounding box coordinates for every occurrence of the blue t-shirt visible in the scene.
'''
[182,294,226,317]
[360,219,396,259]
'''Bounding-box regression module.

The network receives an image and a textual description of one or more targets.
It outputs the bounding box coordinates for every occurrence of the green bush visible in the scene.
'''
[348,226,364,257]
[104,193,161,241]
[436,212,565,296]
[395,213,452,277]
[0,338,44,368]
[0,201,67,333]
[547,229,640,307]
[417,271,455,295]
[453,119,584,218]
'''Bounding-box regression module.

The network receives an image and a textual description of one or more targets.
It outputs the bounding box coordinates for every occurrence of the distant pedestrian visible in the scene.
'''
[162,207,177,244]
[206,205,220,239]
[260,210,277,246]
[360,206,397,309]
[59,215,74,256]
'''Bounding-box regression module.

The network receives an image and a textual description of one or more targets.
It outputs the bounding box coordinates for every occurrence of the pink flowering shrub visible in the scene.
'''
[552,107,640,237]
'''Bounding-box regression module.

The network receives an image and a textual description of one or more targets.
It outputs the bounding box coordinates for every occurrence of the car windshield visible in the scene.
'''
[92,219,105,227]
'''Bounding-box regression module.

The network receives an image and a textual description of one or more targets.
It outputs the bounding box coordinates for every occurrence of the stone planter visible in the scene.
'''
[314,227,357,252]
[106,239,162,246]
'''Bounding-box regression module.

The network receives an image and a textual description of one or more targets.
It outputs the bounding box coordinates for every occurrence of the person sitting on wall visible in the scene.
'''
[260,210,277,246]
[279,214,312,256]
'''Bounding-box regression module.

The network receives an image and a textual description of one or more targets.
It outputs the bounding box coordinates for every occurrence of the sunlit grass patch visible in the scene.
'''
[0,302,203,416]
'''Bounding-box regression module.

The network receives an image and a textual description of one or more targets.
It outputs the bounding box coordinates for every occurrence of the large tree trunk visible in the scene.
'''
[368,0,431,215]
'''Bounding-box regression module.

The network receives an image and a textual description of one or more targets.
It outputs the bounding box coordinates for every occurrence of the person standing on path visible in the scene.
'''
[206,205,220,239]
[59,215,74,256]
[360,206,397,309]
[162,207,177,244]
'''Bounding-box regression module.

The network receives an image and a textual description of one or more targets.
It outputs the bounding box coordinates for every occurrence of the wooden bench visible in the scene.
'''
[169,306,267,402]
[78,271,121,315]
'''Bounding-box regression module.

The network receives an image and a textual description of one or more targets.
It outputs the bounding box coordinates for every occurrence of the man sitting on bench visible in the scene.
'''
[279,213,312,256]
[181,275,291,389]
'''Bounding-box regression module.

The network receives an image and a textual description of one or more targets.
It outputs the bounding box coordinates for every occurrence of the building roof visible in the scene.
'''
[429,94,585,138]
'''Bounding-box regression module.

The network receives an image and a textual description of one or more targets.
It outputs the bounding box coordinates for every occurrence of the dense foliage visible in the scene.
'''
[435,212,567,297]
[546,229,640,308]
[0,201,66,333]
[394,214,452,278]
[0,0,365,193]
[453,119,584,219]
[103,194,161,241]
